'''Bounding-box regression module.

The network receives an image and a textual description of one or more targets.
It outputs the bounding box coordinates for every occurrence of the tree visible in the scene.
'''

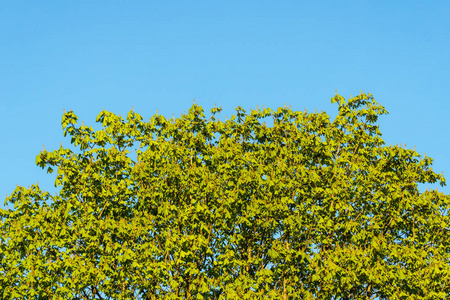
[1,93,449,299]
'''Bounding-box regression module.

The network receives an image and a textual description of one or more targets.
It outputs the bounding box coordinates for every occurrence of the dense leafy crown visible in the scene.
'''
[1,93,449,299]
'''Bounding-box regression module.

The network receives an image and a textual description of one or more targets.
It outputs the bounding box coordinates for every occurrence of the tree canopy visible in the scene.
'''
[1,93,449,299]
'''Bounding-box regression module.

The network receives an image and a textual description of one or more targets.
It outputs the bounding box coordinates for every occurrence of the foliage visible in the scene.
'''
[1,93,449,299]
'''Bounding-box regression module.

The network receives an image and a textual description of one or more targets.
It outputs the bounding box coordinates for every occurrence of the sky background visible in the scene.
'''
[1,1,450,207]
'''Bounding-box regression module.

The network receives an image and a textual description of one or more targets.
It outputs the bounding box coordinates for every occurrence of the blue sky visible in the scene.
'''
[1,1,450,204]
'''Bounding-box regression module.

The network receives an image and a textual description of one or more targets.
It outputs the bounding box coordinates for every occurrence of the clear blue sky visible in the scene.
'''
[1,1,450,205]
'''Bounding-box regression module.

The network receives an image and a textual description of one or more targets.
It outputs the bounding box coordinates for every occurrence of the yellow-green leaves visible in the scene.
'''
[1,93,450,299]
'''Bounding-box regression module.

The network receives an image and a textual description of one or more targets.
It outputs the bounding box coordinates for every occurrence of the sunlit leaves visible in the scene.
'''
[1,93,450,299]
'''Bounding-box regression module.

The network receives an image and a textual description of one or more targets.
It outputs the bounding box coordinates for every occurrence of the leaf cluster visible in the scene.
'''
[1,93,450,299]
